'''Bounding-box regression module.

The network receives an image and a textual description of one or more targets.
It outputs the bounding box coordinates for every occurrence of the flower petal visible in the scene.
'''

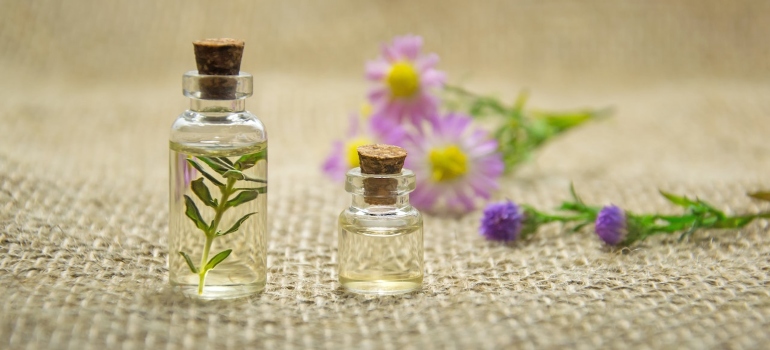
[392,35,423,61]
[366,60,391,80]
[416,53,439,71]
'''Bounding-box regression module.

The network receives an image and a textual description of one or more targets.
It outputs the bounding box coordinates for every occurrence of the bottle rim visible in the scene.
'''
[182,71,253,100]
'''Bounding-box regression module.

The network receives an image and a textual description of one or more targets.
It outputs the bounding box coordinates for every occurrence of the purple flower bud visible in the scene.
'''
[595,205,628,246]
[480,200,524,242]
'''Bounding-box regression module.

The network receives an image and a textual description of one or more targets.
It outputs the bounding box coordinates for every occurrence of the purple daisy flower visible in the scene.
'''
[321,112,405,181]
[480,200,524,242]
[397,112,504,214]
[366,35,446,126]
[595,205,628,246]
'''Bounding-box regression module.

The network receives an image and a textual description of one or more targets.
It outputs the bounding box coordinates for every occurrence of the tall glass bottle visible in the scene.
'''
[169,39,267,299]
[338,145,424,295]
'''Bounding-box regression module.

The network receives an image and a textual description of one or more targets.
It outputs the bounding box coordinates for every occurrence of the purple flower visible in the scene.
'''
[397,112,504,214]
[595,205,628,246]
[366,35,446,126]
[480,200,524,242]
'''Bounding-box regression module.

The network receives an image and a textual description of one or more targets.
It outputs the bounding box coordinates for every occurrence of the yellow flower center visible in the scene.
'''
[345,138,372,168]
[386,62,420,98]
[428,145,468,182]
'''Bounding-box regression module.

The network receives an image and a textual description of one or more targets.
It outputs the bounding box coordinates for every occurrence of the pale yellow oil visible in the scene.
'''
[338,215,423,295]
[169,141,267,299]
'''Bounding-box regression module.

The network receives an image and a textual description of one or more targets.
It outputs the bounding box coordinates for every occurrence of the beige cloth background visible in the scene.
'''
[1,0,770,348]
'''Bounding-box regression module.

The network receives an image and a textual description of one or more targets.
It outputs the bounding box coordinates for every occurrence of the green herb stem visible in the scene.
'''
[443,85,608,173]
[196,177,236,295]
[197,235,213,295]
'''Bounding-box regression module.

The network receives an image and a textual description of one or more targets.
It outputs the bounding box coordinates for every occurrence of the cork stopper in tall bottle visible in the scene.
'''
[357,144,407,205]
[192,38,245,100]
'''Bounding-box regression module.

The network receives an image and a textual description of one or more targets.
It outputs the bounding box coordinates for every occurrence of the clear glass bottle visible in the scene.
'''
[169,71,267,299]
[338,167,424,295]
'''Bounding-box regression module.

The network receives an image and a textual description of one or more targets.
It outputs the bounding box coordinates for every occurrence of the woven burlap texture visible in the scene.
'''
[2,1,770,349]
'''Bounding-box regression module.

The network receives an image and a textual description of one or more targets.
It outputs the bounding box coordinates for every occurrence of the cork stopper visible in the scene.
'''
[358,144,407,175]
[192,38,245,99]
[357,144,407,205]
[193,38,245,75]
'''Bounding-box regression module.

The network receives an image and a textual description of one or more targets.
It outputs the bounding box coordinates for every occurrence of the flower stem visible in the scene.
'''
[196,177,236,295]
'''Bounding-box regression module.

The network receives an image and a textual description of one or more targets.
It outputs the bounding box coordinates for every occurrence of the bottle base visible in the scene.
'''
[171,281,265,300]
[339,276,422,295]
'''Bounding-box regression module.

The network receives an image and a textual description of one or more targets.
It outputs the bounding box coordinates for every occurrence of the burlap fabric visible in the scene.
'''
[2,1,770,349]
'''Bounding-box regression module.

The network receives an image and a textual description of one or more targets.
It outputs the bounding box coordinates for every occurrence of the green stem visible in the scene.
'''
[209,178,236,236]
[197,235,213,295]
[537,213,590,223]
[197,177,236,295]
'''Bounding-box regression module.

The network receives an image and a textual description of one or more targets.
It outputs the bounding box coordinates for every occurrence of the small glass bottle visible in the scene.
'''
[169,39,268,299]
[338,145,424,295]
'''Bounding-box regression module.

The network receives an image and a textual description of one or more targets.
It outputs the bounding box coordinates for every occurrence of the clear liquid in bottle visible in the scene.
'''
[338,213,423,295]
[169,141,267,299]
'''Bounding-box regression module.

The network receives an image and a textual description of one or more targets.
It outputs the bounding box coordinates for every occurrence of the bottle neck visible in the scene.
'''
[350,193,412,212]
[190,99,246,112]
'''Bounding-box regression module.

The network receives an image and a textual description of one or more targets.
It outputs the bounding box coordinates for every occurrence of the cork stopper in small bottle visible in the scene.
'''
[192,38,245,100]
[357,144,407,205]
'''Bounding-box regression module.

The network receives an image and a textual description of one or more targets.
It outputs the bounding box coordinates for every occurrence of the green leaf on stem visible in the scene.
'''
[184,195,209,232]
[217,212,257,236]
[218,157,234,166]
[223,169,267,184]
[243,176,267,183]
[659,191,699,208]
[226,191,258,208]
[197,157,233,175]
[191,178,216,208]
[178,251,198,274]
[233,186,268,194]
[712,216,758,229]
[748,191,770,202]
[569,183,584,205]
[533,111,593,131]
[222,169,246,180]
[205,249,232,271]
[234,150,267,170]
[186,159,225,188]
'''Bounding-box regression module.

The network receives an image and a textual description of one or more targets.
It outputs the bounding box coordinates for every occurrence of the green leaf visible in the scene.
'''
[191,178,216,208]
[243,176,267,184]
[748,191,770,202]
[234,150,267,170]
[186,159,225,188]
[226,191,258,208]
[695,200,725,219]
[513,90,529,111]
[659,191,699,208]
[533,111,592,130]
[178,251,198,274]
[223,170,267,184]
[205,249,232,271]
[222,169,246,180]
[197,156,232,175]
[184,195,209,232]
[218,157,234,166]
[570,183,584,205]
[218,212,257,236]
[233,186,268,194]
[712,215,759,229]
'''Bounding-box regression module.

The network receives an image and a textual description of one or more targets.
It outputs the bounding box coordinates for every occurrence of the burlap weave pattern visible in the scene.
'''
[2,1,770,349]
